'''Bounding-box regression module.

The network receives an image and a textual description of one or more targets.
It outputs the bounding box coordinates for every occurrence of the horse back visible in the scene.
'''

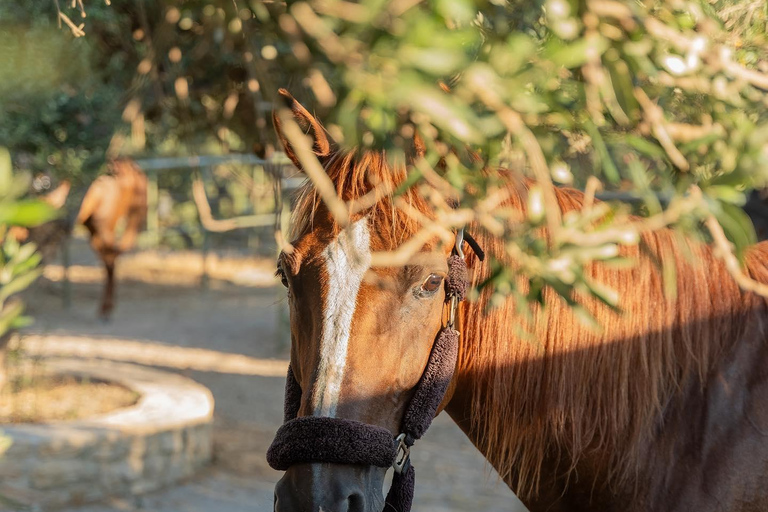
[76,160,148,252]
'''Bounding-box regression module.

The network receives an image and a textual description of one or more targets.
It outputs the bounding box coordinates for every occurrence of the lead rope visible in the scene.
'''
[268,232,481,512]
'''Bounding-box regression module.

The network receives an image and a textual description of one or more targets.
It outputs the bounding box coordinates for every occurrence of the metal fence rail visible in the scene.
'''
[129,153,302,288]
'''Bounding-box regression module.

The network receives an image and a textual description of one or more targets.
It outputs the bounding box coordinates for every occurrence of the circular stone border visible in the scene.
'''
[0,358,214,510]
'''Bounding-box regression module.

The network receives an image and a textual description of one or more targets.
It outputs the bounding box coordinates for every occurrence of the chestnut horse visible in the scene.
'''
[271,91,768,512]
[76,158,147,320]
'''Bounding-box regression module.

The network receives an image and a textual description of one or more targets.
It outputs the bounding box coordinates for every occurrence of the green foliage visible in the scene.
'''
[0,7,119,184]
[0,147,57,341]
[256,0,768,316]
[5,0,768,320]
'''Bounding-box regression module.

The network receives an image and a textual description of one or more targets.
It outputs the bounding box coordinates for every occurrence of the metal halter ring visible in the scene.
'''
[393,433,411,474]
[454,228,465,258]
[447,295,459,329]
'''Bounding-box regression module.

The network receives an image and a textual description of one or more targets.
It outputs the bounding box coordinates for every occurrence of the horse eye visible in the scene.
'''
[276,266,289,288]
[419,274,444,296]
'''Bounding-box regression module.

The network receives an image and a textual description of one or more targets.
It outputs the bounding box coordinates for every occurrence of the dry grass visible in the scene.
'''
[0,373,139,424]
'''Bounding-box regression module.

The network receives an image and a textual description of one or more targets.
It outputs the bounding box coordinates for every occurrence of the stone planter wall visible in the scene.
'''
[0,359,214,510]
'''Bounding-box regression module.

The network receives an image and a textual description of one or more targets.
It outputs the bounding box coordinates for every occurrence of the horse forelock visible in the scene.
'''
[290,149,431,251]
[287,146,768,501]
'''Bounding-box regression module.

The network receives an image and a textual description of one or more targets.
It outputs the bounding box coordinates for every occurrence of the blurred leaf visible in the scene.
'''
[708,169,751,188]
[546,36,609,68]
[402,87,484,144]
[707,185,747,206]
[0,200,57,227]
[0,268,42,303]
[402,47,466,76]
[0,300,25,340]
[10,314,33,330]
[0,147,11,197]
[714,201,758,259]
[435,0,475,24]
[583,278,621,312]
[584,121,620,183]
[623,135,666,160]
[6,241,40,275]
[489,34,535,75]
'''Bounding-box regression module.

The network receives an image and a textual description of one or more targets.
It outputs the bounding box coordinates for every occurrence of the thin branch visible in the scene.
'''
[705,215,768,297]
[58,11,86,37]
[192,176,279,232]
[557,186,703,247]
[582,176,603,214]
[469,78,562,239]
[275,110,350,226]
[634,88,689,171]
[369,208,473,267]
[270,162,294,253]
[644,16,768,92]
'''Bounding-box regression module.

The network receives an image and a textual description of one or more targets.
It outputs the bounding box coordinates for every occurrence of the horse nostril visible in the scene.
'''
[275,463,383,512]
[347,492,365,512]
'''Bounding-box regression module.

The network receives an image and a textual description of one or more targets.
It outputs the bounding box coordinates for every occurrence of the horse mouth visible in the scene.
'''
[273,462,386,512]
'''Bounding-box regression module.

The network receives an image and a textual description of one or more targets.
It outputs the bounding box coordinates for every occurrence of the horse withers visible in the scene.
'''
[76,157,147,320]
[268,90,768,512]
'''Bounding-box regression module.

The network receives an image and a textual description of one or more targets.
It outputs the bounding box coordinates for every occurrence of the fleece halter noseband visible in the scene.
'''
[267,231,482,512]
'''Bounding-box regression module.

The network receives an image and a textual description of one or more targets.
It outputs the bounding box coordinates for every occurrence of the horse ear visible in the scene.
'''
[273,89,333,170]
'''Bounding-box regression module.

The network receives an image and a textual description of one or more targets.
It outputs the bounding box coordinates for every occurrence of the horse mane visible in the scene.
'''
[290,147,768,499]
[461,193,768,499]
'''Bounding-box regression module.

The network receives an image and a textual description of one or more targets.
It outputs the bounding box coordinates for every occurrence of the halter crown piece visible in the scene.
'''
[267,231,478,512]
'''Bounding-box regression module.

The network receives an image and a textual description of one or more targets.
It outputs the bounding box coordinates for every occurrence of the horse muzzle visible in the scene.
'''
[274,462,386,512]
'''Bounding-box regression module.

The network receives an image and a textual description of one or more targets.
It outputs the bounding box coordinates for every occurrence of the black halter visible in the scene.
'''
[267,231,481,512]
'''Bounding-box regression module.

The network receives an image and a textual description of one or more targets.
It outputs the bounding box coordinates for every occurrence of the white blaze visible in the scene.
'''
[313,218,371,417]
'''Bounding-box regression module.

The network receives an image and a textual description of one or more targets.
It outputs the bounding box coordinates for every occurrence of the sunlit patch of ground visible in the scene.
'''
[16,335,289,377]
[44,249,279,288]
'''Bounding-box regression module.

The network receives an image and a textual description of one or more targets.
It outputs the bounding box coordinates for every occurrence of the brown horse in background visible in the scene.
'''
[271,90,768,512]
[76,158,147,320]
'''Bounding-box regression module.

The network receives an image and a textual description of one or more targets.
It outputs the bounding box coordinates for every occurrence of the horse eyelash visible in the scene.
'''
[275,265,290,289]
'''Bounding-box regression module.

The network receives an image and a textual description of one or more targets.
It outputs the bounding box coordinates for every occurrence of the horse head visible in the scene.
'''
[271,90,459,512]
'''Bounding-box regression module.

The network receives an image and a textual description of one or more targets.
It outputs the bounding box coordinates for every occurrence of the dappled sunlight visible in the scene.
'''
[18,335,289,377]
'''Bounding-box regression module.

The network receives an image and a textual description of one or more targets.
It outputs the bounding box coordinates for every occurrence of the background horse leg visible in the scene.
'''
[99,249,118,321]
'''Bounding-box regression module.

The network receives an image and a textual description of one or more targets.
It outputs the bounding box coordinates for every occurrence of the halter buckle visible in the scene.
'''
[393,433,411,474]
[447,295,459,329]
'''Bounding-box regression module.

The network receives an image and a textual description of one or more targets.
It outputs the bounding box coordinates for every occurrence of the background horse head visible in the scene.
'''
[271,91,768,512]
[76,157,147,320]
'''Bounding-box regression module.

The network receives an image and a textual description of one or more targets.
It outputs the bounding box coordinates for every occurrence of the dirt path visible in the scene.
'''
[22,239,524,512]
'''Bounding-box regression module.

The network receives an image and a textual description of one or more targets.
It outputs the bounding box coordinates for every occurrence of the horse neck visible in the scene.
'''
[446,234,768,511]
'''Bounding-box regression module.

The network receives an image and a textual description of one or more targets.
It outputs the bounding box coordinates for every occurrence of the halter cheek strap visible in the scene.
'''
[267,244,474,512]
